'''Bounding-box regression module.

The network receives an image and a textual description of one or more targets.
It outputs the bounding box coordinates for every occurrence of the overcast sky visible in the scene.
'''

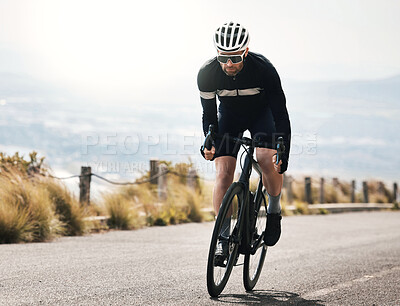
[1,0,400,105]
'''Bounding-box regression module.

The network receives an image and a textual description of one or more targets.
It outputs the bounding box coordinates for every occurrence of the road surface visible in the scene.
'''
[1,211,399,305]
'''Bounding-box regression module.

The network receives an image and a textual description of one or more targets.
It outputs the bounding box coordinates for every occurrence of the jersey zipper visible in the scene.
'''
[233,76,239,96]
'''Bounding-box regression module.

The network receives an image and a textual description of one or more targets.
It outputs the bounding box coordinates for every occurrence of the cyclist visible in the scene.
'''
[198,22,291,263]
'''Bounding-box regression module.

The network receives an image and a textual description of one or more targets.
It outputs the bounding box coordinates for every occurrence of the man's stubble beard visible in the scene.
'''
[221,62,244,77]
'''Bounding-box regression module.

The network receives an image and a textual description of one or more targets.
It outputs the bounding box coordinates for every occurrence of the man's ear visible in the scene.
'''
[244,48,249,57]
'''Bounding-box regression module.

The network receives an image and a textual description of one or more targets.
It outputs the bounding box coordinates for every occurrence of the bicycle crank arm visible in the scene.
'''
[250,234,265,255]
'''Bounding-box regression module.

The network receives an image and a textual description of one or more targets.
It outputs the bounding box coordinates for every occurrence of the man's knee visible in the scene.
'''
[215,156,236,183]
[216,171,234,186]
[256,148,275,169]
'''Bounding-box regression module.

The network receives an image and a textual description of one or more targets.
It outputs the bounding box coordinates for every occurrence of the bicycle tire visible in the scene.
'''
[207,182,244,297]
[243,191,268,291]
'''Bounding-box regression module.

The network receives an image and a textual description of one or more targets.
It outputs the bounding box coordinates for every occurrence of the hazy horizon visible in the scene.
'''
[1,73,399,181]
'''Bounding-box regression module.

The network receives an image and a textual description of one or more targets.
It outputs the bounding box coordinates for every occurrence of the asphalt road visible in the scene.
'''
[1,211,399,305]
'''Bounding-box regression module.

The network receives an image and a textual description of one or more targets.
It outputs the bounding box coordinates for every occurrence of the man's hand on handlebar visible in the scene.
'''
[204,146,215,160]
[200,125,288,173]
[200,124,216,160]
[272,154,282,173]
[273,136,287,174]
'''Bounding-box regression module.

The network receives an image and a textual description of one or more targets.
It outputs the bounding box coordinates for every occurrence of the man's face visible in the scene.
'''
[218,49,248,76]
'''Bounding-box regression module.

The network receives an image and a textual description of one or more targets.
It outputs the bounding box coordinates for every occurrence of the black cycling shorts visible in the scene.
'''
[214,106,276,159]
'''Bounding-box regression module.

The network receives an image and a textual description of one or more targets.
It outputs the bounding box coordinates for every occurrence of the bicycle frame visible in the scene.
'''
[232,145,266,255]
[204,124,284,296]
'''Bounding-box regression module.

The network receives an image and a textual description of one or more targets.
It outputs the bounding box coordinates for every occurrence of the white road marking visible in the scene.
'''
[302,266,400,299]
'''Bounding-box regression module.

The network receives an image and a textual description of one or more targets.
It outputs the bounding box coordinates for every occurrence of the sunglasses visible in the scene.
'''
[217,51,246,64]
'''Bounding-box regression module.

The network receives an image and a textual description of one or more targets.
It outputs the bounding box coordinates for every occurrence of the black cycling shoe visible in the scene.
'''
[214,240,229,267]
[264,213,282,246]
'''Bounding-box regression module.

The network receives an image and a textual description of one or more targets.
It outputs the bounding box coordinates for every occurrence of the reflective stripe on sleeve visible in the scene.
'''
[217,89,237,97]
[200,91,217,99]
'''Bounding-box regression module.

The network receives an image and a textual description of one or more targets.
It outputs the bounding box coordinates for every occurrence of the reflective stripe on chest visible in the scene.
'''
[217,87,262,97]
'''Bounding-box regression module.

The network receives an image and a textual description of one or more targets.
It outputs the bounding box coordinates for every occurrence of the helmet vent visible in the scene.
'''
[213,22,250,52]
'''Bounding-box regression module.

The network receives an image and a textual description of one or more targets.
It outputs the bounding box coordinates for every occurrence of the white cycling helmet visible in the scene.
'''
[214,22,250,52]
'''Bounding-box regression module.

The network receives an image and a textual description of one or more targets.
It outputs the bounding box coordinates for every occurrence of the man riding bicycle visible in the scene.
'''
[198,22,291,262]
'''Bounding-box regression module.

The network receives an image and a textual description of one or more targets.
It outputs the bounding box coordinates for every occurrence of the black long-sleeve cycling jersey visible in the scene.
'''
[197,51,291,166]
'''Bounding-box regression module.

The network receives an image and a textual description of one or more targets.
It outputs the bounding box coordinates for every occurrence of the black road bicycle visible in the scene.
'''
[201,124,285,297]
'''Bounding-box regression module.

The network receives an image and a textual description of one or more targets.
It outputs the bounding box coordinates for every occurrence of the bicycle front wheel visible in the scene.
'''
[243,191,268,291]
[207,182,244,297]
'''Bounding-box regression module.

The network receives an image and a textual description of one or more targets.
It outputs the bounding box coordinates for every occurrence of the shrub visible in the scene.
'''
[368,181,392,203]
[0,201,32,243]
[293,200,310,215]
[101,163,206,228]
[0,152,87,243]
[0,169,64,243]
[104,193,140,230]
[318,208,329,215]
[44,180,86,236]
[0,151,46,176]
[165,184,204,224]
[186,190,203,222]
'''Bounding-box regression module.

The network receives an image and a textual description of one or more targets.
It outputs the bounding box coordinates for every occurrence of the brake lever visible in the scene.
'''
[276,137,285,165]
[201,124,215,152]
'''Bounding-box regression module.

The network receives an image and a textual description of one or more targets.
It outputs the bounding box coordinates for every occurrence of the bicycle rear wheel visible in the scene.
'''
[243,191,268,291]
[207,182,244,297]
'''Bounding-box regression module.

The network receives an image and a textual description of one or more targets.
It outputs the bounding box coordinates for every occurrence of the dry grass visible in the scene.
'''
[96,174,398,230]
[293,200,310,215]
[43,179,86,235]
[101,166,207,228]
[165,184,203,224]
[0,201,32,243]
[285,176,394,205]
[103,193,142,230]
[117,182,159,226]
[279,176,396,216]
[323,183,350,203]
[0,157,88,243]
[366,181,393,203]
[0,169,64,243]
[3,149,396,244]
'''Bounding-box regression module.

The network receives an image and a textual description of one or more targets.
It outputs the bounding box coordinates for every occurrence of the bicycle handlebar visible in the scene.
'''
[201,124,285,157]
